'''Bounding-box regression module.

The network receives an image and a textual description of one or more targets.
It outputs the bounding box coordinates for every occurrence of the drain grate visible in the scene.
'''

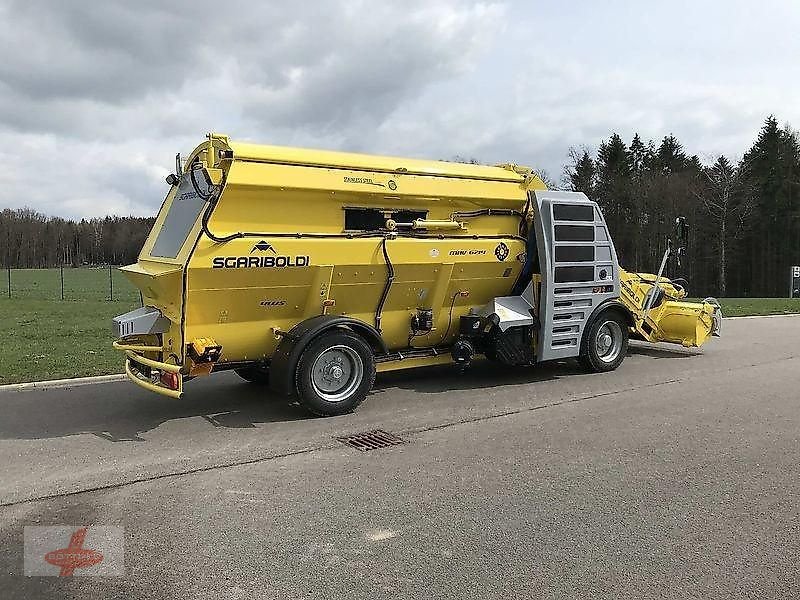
[336,429,405,452]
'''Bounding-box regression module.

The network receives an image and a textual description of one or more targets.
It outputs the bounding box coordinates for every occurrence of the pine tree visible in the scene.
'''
[567,150,596,196]
[738,116,800,295]
[594,134,635,263]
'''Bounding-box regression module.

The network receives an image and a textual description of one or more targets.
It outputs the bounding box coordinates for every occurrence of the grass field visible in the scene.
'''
[1,268,799,385]
[713,298,800,317]
[0,268,139,385]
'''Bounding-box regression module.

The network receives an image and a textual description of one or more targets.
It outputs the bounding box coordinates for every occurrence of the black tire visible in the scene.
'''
[295,330,376,417]
[579,311,628,373]
[234,366,270,384]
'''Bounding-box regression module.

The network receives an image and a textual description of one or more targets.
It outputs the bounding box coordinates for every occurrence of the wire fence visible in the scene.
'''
[1,266,141,302]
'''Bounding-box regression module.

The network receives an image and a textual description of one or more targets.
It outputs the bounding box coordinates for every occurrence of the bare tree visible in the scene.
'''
[693,156,754,296]
[533,168,559,190]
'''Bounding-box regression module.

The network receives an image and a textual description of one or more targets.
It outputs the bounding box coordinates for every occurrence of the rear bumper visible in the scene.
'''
[114,341,183,399]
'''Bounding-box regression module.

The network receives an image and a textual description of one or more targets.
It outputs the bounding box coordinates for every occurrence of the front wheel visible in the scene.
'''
[295,330,376,417]
[579,312,628,373]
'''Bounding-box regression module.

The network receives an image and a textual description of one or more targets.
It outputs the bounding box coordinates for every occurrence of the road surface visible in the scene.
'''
[0,316,798,598]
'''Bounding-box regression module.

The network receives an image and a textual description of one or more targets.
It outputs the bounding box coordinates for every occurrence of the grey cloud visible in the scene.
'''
[0,0,504,217]
[0,0,501,140]
[0,1,198,102]
[1,0,798,220]
[238,3,503,131]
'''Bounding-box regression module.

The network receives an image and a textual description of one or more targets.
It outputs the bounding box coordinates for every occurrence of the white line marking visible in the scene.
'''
[366,529,399,542]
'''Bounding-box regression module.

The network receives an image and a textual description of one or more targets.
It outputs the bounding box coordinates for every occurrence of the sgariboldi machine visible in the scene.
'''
[113,134,721,416]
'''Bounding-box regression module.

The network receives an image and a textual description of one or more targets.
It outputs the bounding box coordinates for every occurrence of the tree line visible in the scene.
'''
[0,209,154,268]
[564,115,800,298]
[1,115,798,297]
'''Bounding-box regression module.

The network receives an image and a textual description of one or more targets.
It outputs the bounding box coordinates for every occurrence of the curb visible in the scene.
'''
[725,313,800,320]
[0,374,126,393]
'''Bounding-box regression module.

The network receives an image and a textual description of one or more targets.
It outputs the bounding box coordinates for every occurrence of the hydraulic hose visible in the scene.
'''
[193,165,526,244]
[374,237,395,332]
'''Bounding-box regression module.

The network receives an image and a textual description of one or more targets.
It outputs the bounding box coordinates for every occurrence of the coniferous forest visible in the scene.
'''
[1,116,798,297]
[562,115,798,298]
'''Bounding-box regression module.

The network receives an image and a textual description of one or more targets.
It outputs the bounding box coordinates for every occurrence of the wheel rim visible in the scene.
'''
[595,320,623,363]
[310,345,364,402]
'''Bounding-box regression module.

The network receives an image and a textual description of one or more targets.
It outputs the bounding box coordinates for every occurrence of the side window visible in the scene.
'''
[553,204,594,222]
[344,208,427,231]
[554,224,594,242]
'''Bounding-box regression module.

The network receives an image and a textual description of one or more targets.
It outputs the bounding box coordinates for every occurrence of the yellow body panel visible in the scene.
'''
[188,217,526,363]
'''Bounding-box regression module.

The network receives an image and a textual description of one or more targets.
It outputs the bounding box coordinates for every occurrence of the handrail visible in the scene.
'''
[124,350,182,374]
[113,340,164,353]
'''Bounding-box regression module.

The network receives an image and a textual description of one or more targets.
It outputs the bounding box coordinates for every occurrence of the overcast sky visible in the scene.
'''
[1,0,798,219]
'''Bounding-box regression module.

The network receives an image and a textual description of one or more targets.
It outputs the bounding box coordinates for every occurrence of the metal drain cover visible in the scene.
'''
[336,429,404,451]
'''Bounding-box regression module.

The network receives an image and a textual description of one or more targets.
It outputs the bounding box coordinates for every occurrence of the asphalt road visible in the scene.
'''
[0,316,798,599]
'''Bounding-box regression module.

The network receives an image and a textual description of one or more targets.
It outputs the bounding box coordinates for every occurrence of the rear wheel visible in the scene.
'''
[295,330,376,417]
[234,366,270,384]
[579,312,628,373]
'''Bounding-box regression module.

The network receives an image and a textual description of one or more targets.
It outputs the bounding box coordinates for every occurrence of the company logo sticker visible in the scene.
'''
[343,176,385,188]
[213,255,309,269]
[494,243,509,261]
[251,240,277,254]
[260,299,287,307]
[449,249,487,256]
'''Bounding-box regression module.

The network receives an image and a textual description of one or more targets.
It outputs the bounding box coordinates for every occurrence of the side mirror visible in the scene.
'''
[675,217,688,246]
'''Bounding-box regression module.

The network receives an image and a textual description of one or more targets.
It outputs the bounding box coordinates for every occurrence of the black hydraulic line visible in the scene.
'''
[436,292,460,346]
[189,166,212,201]
[374,237,395,332]
[199,199,388,243]
[194,168,526,245]
[451,208,523,219]
[200,199,524,244]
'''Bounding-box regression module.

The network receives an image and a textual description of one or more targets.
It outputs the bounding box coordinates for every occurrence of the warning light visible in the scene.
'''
[159,371,180,391]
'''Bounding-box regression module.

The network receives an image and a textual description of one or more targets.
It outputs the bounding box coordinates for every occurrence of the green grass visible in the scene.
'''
[0,269,799,385]
[715,297,800,317]
[0,268,139,384]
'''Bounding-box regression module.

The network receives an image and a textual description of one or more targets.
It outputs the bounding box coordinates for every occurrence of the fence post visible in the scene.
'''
[5,226,9,299]
[109,264,113,301]
[60,264,65,301]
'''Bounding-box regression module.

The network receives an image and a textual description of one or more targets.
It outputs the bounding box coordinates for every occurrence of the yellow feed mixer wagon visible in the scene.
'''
[113,133,721,416]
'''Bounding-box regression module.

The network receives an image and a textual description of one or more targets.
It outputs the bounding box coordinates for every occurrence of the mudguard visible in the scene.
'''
[269,315,387,396]
[580,299,634,349]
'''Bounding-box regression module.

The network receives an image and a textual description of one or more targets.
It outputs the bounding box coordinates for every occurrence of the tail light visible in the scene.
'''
[159,371,180,391]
